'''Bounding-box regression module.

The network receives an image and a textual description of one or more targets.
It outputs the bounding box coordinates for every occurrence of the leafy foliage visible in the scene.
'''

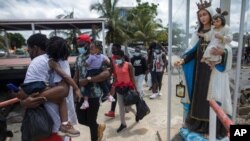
[125,2,165,47]
[7,33,25,48]
[172,22,185,46]
[90,0,127,44]
[91,1,168,48]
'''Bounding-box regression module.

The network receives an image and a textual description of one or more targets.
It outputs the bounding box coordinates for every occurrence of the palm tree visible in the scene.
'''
[90,0,127,44]
[125,2,164,48]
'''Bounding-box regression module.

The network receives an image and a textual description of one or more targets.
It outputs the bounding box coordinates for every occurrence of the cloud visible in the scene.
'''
[0,0,100,19]
[0,0,249,36]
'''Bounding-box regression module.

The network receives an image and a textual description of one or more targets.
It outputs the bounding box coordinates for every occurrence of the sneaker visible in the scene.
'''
[97,124,106,141]
[108,95,115,102]
[149,93,159,99]
[58,122,80,137]
[80,100,89,109]
[117,124,127,133]
[104,111,115,118]
[158,92,162,96]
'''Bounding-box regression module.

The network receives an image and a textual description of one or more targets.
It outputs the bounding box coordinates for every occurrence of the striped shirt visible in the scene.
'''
[75,53,103,98]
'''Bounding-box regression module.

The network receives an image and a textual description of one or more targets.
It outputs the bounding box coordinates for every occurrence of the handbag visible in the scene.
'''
[123,89,140,106]
[21,105,53,141]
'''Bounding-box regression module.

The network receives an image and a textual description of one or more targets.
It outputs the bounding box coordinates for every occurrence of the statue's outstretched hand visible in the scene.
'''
[174,59,184,68]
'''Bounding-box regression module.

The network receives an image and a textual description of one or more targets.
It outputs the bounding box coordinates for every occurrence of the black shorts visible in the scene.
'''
[21,81,46,95]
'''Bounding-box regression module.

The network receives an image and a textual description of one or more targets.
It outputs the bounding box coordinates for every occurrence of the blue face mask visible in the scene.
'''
[78,47,86,54]
[115,59,123,65]
[155,49,161,54]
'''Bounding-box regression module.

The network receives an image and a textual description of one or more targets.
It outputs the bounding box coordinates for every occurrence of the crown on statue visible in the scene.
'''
[196,0,211,10]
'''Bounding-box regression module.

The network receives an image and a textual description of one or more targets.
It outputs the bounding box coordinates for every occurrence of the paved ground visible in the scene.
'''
[7,73,184,141]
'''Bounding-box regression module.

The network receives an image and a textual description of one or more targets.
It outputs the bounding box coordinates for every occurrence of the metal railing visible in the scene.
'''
[0,98,19,108]
[209,100,234,140]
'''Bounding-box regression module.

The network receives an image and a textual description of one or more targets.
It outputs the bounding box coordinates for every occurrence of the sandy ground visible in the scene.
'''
[6,65,250,141]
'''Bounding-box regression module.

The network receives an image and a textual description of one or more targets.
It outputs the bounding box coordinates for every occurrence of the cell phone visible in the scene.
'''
[6,83,19,92]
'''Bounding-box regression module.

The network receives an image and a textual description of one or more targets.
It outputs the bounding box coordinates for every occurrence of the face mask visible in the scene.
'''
[134,52,140,56]
[115,59,123,65]
[78,47,86,54]
[155,49,161,54]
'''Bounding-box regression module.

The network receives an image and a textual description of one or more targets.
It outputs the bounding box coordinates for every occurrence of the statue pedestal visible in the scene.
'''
[179,128,229,141]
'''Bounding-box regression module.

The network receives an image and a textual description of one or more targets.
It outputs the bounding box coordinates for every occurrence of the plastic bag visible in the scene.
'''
[123,90,140,106]
[136,98,150,121]
[21,105,53,141]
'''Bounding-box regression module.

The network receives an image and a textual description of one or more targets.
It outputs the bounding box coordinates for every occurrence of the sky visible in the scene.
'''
[0,0,249,39]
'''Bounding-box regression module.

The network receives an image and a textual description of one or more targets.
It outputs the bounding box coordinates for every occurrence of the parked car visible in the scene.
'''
[122,46,147,58]
[0,49,7,57]
[105,45,147,59]
[15,48,29,58]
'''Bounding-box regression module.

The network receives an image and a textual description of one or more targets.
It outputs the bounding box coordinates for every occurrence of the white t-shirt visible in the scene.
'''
[24,54,50,83]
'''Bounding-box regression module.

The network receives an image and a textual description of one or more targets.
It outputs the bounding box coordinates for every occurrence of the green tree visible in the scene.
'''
[172,22,185,46]
[7,33,26,48]
[0,35,6,50]
[90,0,128,44]
[156,28,168,43]
[125,2,164,48]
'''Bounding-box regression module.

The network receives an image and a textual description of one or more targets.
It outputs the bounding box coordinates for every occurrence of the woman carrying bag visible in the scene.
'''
[111,50,138,133]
